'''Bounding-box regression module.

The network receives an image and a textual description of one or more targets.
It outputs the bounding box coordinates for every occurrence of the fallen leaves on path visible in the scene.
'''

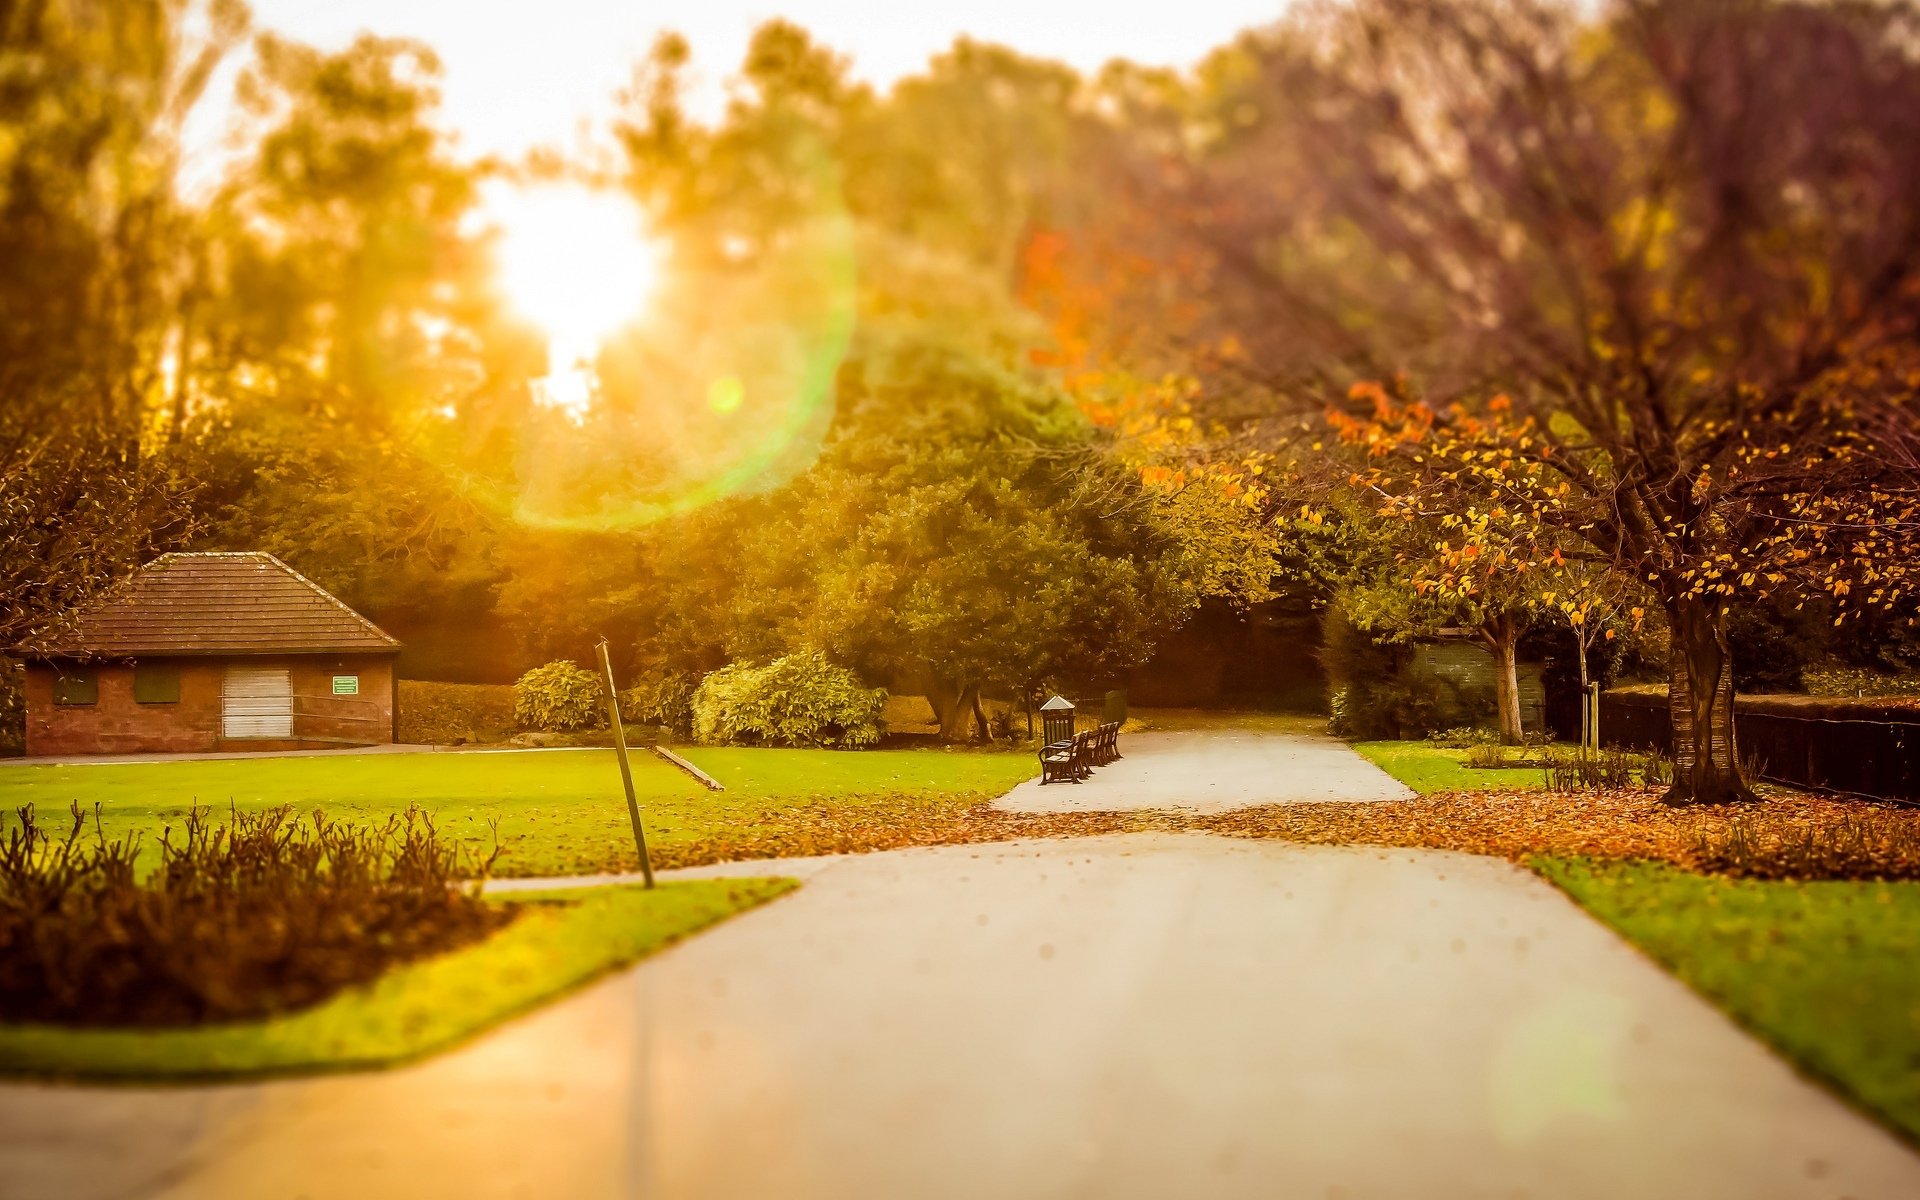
[640,787,1920,878]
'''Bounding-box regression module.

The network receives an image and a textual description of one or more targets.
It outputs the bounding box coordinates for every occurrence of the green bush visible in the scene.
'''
[692,652,887,749]
[512,661,605,732]
[1321,607,1458,739]
[620,671,700,738]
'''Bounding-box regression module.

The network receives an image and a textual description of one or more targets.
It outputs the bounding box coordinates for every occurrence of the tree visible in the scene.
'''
[1127,0,1920,802]
[710,325,1197,741]
[0,0,245,642]
[178,33,527,618]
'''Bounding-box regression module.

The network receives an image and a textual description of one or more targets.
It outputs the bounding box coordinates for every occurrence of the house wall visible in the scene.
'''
[23,654,395,757]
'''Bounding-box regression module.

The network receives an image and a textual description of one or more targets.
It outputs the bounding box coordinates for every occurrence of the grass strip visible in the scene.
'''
[1353,741,1548,795]
[1535,856,1920,1145]
[0,876,795,1081]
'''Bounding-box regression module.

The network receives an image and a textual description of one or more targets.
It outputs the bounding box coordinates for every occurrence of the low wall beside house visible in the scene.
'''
[1600,688,1920,803]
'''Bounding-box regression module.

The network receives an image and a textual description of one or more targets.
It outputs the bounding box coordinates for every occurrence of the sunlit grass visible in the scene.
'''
[1537,857,1920,1144]
[1352,741,1548,795]
[0,748,1036,878]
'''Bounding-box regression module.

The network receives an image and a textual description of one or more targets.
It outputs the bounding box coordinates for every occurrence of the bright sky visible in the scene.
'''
[193,0,1287,168]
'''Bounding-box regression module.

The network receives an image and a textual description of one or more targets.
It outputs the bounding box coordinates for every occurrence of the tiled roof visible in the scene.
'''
[14,553,400,658]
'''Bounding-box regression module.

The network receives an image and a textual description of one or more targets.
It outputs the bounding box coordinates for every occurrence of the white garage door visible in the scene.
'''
[222,666,293,738]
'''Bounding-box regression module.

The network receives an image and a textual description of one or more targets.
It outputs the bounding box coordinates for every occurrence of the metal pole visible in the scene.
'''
[596,639,655,888]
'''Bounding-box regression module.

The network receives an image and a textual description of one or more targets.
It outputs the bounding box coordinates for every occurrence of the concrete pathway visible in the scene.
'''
[2,833,1915,1200]
[996,728,1414,814]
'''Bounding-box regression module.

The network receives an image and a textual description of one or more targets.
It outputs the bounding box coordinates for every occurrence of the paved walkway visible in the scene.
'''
[996,728,1414,814]
[3,834,1916,1200]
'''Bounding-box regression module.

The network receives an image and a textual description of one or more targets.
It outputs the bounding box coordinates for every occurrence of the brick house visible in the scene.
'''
[10,553,400,757]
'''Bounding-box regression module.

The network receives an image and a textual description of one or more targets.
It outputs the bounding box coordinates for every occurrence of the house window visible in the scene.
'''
[52,668,98,706]
[134,663,181,704]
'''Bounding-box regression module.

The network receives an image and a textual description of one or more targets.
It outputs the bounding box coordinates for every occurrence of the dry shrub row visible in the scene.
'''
[1691,811,1920,881]
[0,803,511,1027]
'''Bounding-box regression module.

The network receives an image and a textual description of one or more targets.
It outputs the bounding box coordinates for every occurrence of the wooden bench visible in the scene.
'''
[1039,736,1079,784]
[1039,723,1120,783]
[1098,721,1122,764]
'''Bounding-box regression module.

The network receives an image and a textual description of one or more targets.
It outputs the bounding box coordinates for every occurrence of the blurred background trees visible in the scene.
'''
[6,0,1917,760]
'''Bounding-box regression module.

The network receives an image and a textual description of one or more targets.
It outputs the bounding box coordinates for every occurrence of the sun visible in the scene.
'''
[482,181,665,414]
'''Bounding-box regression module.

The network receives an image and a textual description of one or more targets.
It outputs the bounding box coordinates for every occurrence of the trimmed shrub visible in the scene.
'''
[397,680,516,745]
[513,661,605,732]
[0,802,510,1027]
[692,652,887,748]
[620,671,700,738]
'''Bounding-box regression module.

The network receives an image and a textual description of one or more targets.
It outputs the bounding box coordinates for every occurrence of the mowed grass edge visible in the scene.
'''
[1352,741,1547,795]
[0,877,796,1081]
[1534,856,1920,1146]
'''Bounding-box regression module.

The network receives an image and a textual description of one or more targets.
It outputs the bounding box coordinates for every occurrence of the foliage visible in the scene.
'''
[396,680,516,746]
[1542,748,1671,794]
[1462,743,1511,771]
[1536,857,1920,1143]
[512,661,605,732]
[0,878,794,1079]
[692,652,887,749]
[1067,0,1920,801]
[1803,664,1920,700]
[1321,608,1468,740]
[0,1,237,647]
[620,672,700,738]
[0,801,506,1027]
[1724,601,1828,694]
[1426,726,1498,750]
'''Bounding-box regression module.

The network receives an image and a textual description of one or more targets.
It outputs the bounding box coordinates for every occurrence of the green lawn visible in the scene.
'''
[1537,857,1920,1144]
[1352,741,1547,795]
[0,747,1036,877]
[0,876,794,1080]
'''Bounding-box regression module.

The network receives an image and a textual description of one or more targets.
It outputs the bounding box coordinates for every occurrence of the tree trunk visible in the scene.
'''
[926,677,979,743]
[971,691,990,742]
[1574,631,1591,756]
[1664,597,1754,805]
[1483,615,1526,745]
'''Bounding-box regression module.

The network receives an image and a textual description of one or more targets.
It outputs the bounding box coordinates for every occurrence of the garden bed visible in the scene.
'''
[0,878,793,1079]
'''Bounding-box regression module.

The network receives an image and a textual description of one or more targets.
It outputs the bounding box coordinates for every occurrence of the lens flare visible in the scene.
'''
[482,181,665,416]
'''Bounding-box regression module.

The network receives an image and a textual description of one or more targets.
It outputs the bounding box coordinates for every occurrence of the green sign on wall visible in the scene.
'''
[332,675,359,696]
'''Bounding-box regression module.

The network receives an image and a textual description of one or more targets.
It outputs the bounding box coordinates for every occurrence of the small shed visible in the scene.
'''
[1408,633,1548,733]
[10,553,400,756]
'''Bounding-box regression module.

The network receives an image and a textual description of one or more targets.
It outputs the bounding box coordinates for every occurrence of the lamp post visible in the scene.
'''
[1040,694,1076,747]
